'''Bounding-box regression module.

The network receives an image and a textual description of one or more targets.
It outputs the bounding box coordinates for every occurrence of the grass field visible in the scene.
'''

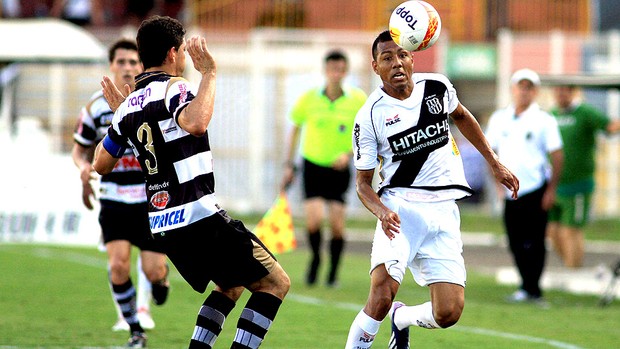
[1,242,619,349]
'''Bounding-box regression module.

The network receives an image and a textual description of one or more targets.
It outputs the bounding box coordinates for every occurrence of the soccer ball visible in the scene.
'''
[389,1,442,52]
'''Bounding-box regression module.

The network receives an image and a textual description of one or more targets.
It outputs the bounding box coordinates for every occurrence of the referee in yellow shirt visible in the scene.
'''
[281,50,367,287]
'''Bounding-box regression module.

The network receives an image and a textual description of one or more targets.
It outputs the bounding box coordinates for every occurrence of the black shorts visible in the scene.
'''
[99,202,165,253]
[302,158,351,203]
[155,211,277,293]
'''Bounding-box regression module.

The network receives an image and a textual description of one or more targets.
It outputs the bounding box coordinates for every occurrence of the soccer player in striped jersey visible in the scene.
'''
[72,39,169,348]
[344,30,519,349]
[93,16,290,349]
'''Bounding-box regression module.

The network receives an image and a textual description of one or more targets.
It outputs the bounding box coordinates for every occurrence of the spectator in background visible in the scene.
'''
[546,85,620,268]
[281,50,367,287]
[486,68,563,305]
[1,0,21,17]
[126,0,155,26]
[124,0,184,28]
[51,0,104,26]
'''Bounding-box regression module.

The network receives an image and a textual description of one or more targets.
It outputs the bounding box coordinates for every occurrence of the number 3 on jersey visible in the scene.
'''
[137,122,158,175]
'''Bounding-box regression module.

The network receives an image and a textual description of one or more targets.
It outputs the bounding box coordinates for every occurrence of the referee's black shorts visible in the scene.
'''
[302,158,351,203]
[156,211,277,293]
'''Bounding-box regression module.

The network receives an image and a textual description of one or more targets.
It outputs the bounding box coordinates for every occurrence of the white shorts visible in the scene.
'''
[369,192,466,287]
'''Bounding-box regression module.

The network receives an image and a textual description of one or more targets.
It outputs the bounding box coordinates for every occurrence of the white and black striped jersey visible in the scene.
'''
[353,73,472,202]
[107,71,220,234]
[73,90,146,206]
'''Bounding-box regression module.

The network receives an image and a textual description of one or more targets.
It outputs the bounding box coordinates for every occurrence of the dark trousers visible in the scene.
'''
[503,184,548,298]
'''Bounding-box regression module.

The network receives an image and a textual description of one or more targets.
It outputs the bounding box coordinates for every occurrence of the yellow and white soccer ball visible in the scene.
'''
[389,0,442,52]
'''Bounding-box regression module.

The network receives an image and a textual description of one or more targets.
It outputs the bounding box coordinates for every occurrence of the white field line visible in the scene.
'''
[286,294,587,349]
[1,246,587,349]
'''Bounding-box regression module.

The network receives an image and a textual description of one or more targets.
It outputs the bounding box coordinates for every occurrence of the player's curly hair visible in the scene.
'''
[137,15,186,69]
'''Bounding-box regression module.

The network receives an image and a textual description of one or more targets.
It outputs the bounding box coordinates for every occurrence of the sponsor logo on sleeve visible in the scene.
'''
[178,83,188,104]
[353,123,361,160]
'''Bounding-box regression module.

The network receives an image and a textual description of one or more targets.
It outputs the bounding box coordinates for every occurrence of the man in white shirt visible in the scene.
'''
[486,68,563,304]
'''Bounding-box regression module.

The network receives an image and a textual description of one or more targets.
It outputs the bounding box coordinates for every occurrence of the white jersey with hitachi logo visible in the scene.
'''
[352,73,472,202]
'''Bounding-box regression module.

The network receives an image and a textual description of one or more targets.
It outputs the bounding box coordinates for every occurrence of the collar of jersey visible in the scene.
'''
[135,71,175,89]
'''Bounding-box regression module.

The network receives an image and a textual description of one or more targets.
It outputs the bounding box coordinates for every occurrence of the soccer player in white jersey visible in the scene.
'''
[93,16,290,349]
[72,39,169,347]
[344,30,520,349]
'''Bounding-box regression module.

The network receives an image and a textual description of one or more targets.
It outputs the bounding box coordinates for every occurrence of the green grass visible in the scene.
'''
[238,206,620,242]
[0,243,618,348]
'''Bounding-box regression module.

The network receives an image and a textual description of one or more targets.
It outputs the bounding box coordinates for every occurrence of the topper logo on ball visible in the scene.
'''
[395,6,418,30]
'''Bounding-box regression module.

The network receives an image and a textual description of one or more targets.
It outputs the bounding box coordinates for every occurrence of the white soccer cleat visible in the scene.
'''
[111,318,129,332]
[138,309,156,330]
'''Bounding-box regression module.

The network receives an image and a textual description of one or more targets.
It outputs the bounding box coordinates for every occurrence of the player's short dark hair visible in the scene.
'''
[372,30,393,61]
[325,50,347,64]
[137,15,186,69]
[108,39,138,63]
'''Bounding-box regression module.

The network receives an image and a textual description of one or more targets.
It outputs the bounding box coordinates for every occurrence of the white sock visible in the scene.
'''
[395,301,440,330]
[345,310,382,349]
[108,265,124,321]
[136,255,152,312]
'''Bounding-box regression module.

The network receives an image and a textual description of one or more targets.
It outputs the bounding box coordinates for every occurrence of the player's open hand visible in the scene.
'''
[79,163,97,210]
[186,35,216,76]
[101,75,129,112]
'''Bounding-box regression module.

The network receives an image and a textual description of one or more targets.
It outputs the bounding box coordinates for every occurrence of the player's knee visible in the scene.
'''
[142,263,167,283]
[264,264,291,299]
[276,269,291,297]
[434,305,463,328]
[108,259,129,276]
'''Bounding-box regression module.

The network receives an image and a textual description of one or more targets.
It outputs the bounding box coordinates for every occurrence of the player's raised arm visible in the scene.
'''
[177,36,217,136]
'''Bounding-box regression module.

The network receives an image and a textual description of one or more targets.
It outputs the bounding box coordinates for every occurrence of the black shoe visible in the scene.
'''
[127,331,147,348]
[306,258,320,286]
[152,264,169,306]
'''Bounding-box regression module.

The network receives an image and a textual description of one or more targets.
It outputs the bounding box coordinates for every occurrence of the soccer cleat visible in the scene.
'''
[388,301,410,349]
[505,290,550,308]
[137,308,155,330]
[127,331,147,348]
[505,289,529,303]
[151,264,170,306]
[112,318,130,332]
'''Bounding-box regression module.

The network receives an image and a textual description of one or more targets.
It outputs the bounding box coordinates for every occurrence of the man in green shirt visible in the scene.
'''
[281,50,367,286]
[547,85,620,268]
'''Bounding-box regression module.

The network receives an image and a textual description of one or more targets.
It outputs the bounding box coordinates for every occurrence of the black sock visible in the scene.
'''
[230,292,282,349]
[111,279,144,333]
[328,237,345,285]
[189,290,236,349]
[307,230,322,284]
